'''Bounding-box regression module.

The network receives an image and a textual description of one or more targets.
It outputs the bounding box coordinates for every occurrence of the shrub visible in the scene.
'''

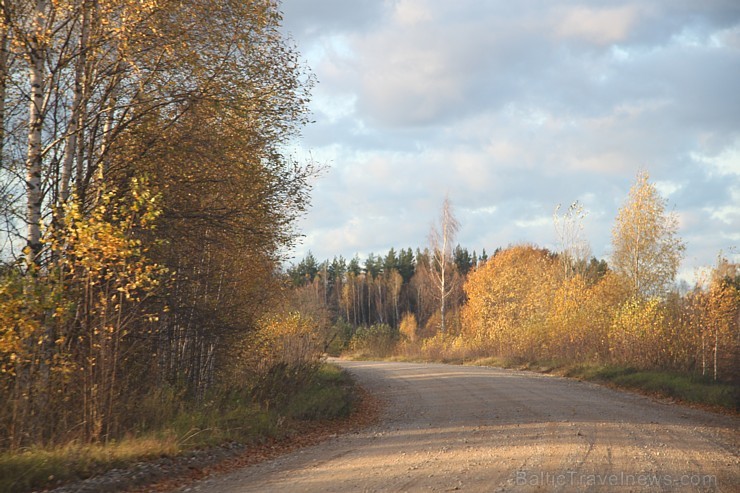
[399,312,418,342]
[325,320,354,356]
[348,324,398,358]
[420,333,467,362]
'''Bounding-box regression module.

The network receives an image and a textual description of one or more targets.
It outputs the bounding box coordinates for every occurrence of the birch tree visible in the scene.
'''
[611,171,685,298]
[554,200,591,280]
[695,258,739,381]
[23,0,48,267]
[0,4,10,170]
[429,196,460,333]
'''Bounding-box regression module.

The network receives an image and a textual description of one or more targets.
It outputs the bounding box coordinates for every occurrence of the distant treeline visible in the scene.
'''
[287,246,607,335]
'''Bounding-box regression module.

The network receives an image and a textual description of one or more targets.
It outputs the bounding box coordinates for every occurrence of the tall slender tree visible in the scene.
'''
[429,195,460,333]
[23,0,48,267]
[611,171,685,298]
[553,200,591,280]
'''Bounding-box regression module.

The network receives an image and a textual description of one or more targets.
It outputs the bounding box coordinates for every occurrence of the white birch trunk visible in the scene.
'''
[430,196,459,333]
[0,11,9,169]
[26,0,48,267]
[713,330,718,381]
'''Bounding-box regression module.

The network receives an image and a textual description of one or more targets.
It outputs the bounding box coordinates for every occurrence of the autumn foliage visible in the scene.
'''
[0,0,321,452]
[463,246,737,382]
[1,181,165,447]
[319,242,738,387]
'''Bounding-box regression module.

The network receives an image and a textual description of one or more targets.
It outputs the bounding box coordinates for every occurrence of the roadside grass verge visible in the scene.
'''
[285,363,355,420]
[0,363,357,493]
[560,364,738,411]
[0,437,180,493]
[463,357,737,412]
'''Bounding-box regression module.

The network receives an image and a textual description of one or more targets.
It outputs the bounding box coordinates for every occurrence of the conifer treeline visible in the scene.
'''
[287,246,608,334]
[287,246,487,331]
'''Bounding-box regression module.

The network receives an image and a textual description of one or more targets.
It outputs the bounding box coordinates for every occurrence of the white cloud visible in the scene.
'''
[393,0,434,26]
[465,205,498,216]
[714,24,740,49]
[691,142,740,176]
[704,187,740,225]
[555,5,641,45]
[654,180,683,197]
[312,92,356,124]
[515,215,552,229]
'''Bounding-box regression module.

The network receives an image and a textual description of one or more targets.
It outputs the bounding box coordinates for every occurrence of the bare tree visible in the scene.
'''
[553,200,591,280]
[429,195,460,333]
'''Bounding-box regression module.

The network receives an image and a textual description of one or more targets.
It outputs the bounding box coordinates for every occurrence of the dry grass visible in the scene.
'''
[0,436,179,492]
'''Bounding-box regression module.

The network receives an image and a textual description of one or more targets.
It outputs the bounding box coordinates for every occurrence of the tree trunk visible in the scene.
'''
[26,0,48,267]
[440,258,446,333]
[701,330,705,376]
[60,0,91,207]
[713,330,718,381]
[430,196,459,334]
[0,8,9,170]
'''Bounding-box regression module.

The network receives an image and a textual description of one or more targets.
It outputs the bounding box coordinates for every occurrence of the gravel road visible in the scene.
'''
[178,361,739,492]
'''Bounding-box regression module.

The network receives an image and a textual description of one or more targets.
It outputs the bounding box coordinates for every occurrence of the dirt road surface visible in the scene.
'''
[177,361,739,492]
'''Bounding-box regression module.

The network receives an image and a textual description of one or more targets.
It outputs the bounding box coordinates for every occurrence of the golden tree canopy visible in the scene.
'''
[611,171,685,299]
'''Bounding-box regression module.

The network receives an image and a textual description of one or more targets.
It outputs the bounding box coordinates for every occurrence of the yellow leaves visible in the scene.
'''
[1,177,166,404]
[608,296,673,368]
[611,171,685,298]
[460,244,695,365]
[239,310,324,375]
[462,245,558,357]
[399,312,418,343]
[690,259,740,379]
[0,273,73,380]
[56,179,166,312]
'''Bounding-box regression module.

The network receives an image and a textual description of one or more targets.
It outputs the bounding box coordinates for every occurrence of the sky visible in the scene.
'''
[279,0,740,282]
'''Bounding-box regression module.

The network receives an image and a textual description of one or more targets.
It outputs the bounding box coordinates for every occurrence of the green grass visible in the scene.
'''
[286,363,356,420]
[0,363,358,493]
[563,364,738,410]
